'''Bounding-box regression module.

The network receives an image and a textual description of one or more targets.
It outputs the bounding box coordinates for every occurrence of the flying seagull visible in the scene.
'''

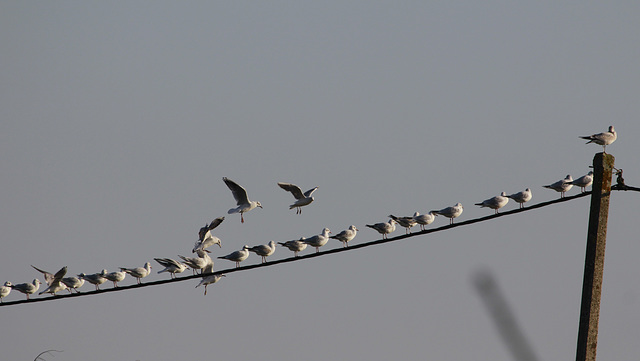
[223,177,262,223]
[193,216,224,252]
[277,182,318,214]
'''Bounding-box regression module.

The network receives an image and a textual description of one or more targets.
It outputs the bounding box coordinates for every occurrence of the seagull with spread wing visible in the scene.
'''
[277,182,318,214]
[223,177,262,223]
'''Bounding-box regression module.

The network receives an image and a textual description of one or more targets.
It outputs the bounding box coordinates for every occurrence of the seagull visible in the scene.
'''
[120,262,152,284]
[303,228,332,253]
[196,265,225,295]
[193,217,224,252]
[179,250,213,275]
[388,214,418,234]
[218,245,250,268]
[0,281,11,303]
[366,219,397,239]
[31,265,59,287]
[154,258,188,279]
[506,188,533,209]
[569,171,594,193]
[61,276,84,293]
[103,270,127,287]
[431,203,464,224]
[543,175,573,198]
[413,212,436,230]
[277,182,318,214]
[248,241,277,263]
[475,192,509,214]
[223,177,262,223]
[330,225,358,248]
[39,266,68,296]
[78,270,108,290]
[579,125,617,153]
[278,237,308,257]
[10,279,41,300]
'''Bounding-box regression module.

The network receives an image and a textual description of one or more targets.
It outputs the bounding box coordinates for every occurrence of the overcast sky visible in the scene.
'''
[1,2,639,360]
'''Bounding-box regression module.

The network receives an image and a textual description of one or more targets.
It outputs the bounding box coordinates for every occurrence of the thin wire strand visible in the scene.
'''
[1,188,636,307]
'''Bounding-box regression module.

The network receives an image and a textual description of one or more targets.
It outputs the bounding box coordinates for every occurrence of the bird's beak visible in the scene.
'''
[205,249,212,253]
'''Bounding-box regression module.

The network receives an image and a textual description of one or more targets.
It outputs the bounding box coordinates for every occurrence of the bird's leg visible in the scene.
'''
[204,285,208,296]
[241,213,245,223]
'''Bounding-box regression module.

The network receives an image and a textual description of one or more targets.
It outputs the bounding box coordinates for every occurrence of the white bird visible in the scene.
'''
[388,214,418,234]
[120,262,152,284]
[154,258,188,279]
[179,250,213,275]
[431,203,464,224]
[506,188,533,209]
[1,282,12,303]
[413,212,436,230]
[39,266,68,296]
[10,279,41,300]
[196,266,225,296]
[193,216,224,252]
[30,265,55,286]
[543,175,573,198]
[330,225,358,248]
[366,219,397,239]
[61,276,84,293]
[78,270,108,290]
[569,171,594,193]
[475,192,509,214]
[303,228,332,253]
[580,125,617,153]
[103,270,127,287]
[248,240,277,263]
[277,182,318,214]
[223,177,263,223]
[278,237,308,257]
[218,245,250,268]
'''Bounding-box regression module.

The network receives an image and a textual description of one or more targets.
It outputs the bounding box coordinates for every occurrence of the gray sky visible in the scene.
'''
[1,2,639,360]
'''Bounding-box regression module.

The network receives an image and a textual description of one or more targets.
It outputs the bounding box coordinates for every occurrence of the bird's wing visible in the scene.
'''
[208,216,225,230]
[303,186,318,198]
[224,177,249,205]
[52,266,67,282]
[31,265,55,285]
[278,182,305,199]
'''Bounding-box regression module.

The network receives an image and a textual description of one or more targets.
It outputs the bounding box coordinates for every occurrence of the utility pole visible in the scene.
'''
[576,152,614,361]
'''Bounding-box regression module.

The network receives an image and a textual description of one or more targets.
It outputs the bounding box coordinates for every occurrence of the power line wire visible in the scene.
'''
[1,188,636,307]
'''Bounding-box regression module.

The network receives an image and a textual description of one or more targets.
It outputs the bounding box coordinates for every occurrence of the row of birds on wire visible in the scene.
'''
[0,126,617,301]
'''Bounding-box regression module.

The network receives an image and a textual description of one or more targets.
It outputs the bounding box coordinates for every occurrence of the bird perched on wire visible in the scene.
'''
[302,228,332,253]
[120,263,152,284]
[38,266,68,296]
[10,279,41,300]
[223,177,262,223]
[413,212,436,230]
[0,281,12,303]
[431,203,464,225]
[103,270,127,288]
[366,219,397,239]
[278,237,308,257]
[569,171,594,193]
[277,182,318,214]
[330,225,359,248]
[579,125,617,153]
[179,249,213,275]
[154,258,188,279]
[543,175,573,198]
[388,214,418,234]
[475,192,509,214]
[193,216,224,252]
[218,245,250,268]
[78,270,108,290]
[248,241,277,264]
[506,188,532,209]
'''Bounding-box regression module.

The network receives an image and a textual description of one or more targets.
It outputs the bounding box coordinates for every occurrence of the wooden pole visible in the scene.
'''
[576,152,614,361]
